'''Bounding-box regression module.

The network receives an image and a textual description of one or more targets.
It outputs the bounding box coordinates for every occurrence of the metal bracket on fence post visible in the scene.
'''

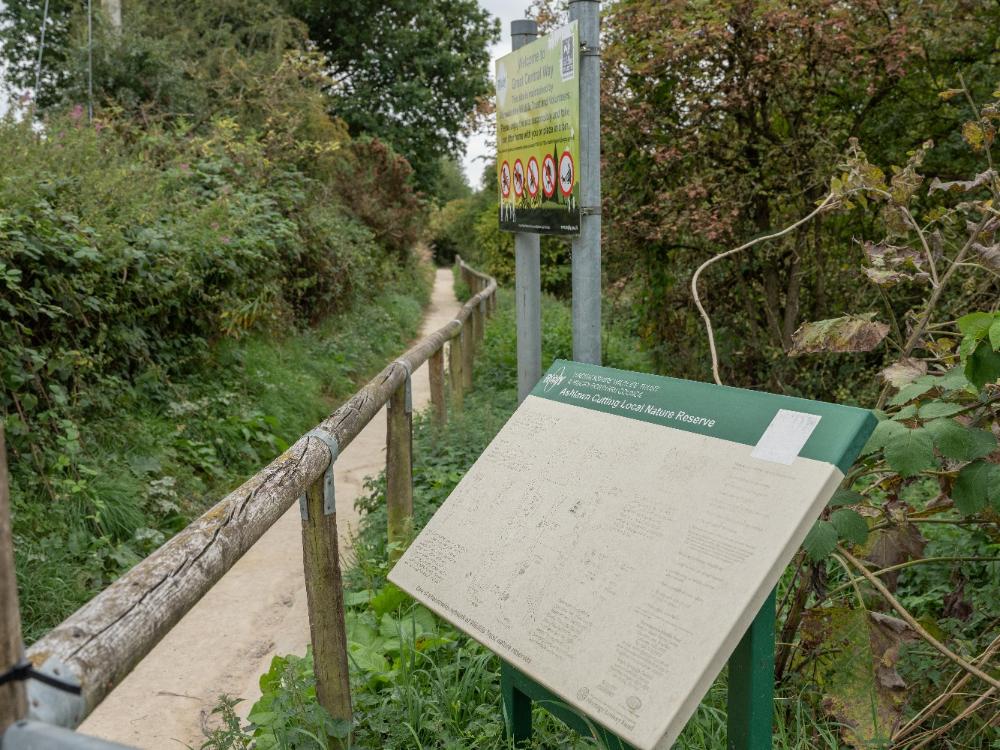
[298,428,339,520]
[393,359,413,415]
[24,656,85,728]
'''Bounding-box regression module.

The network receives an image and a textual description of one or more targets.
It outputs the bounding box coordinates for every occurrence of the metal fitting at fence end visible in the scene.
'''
[21,656,85,729]
[297,428,339,520]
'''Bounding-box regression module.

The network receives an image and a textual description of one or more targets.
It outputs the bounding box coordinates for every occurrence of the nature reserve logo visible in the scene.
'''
[542,366,568,392]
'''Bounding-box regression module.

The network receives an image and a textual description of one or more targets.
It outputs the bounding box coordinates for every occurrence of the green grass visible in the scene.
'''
[13,266,432,643]
[205,287,850,749]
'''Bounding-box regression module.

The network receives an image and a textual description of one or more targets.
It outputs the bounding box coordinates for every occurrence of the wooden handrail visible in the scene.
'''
[25,257,498,728]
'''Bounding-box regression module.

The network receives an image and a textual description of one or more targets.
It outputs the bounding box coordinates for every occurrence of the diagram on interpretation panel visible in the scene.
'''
[390,360,875,750]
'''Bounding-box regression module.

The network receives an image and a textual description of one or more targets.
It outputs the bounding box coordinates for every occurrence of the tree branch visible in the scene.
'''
[838,546,1000,692]
[691,193,838,385]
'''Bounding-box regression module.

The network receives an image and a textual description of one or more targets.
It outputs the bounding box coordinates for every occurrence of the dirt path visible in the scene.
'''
[80,267,462,748]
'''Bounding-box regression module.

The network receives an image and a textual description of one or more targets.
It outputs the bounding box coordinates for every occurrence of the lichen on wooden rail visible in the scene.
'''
[25,259,497,727]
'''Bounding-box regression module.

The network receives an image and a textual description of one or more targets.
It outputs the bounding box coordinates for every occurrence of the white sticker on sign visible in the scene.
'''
[751,409,821,465]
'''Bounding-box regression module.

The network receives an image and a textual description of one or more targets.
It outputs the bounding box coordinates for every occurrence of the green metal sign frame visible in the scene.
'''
[497,360,876,749]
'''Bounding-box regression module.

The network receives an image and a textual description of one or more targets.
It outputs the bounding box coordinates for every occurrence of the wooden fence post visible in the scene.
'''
[462,322,474,391]
[299,440,351,747]
[470,303,481,351]
[448,335,464,412]
[429,347,446,427]
[476,300,486,346]
[1,427,28,731]
[386,372,413,557]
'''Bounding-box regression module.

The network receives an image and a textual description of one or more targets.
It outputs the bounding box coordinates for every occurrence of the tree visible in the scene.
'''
[285,0,498,192]
[0,0,77,107]
[429,156,472,205]
[600,0,1000,392]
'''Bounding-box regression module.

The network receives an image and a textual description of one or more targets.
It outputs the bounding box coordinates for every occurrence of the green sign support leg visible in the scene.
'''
[501,662,533,746]
[726,589,776,750]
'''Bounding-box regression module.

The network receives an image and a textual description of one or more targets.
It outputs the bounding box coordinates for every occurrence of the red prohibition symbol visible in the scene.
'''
[500,161,511,199]
[513,159,525,197]
[558,150,575,197]
[542,153,556,199]
[526,156,539,198]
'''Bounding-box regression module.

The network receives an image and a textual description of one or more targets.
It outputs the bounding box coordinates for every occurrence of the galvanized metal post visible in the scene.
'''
[569,0,601,365]
[511,19,543,403]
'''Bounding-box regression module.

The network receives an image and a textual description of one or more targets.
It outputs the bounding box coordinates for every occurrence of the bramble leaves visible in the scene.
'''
[973,242,1000,271]
[883,426,936,476]
[789,314,890,356]
[800,607,914,748]
[889,380,936,406]
[862,241,929,286]
[831,508,869,546]
[829,488,865,507]
[804,520,839,561]
[964,341,1000,389]
[962,120,995,152]
[958,312,997,339]
[862,418,907,454]
[925,418,997,461]
[916,401,965,419]
[927,169,996,194]
[951,461,1000,515]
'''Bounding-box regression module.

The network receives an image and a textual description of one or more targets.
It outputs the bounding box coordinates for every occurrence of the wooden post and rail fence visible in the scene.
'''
[0,258,498,747]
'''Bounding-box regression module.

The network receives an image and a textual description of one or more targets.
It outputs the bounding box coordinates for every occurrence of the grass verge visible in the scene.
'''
[13,264,432,642]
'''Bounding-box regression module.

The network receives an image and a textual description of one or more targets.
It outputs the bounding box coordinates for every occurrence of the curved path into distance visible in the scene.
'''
[80,267,463,748]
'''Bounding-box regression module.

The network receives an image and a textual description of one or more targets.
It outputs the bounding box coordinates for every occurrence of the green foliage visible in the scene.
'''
[427,193,491,266]
[11,275,429,642]
[472,204,572,297]
[285,0,499,194]
[1,0,497,198]
[2,0,440,645]
[428,156,473,205]
[250,652,350,748]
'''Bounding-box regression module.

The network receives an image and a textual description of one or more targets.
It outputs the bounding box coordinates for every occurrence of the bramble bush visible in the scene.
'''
[692,83,1000,748]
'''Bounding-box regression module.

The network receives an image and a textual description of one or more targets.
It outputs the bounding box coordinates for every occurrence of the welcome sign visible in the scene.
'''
[495,22,581,236]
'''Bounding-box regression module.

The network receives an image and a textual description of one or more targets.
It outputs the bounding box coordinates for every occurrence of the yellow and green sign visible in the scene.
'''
[496,21,580,236]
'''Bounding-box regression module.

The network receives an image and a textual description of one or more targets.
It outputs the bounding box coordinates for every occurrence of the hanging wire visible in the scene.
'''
[87,0,94,122]
[33,0,51,101]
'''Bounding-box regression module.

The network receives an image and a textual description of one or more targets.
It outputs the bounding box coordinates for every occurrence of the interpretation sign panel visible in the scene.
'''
[496,22,580,236]
[389,361,875,750]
